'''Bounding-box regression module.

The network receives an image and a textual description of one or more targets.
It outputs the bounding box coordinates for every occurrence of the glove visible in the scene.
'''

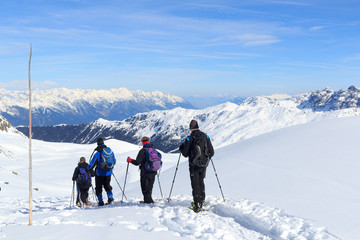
[127,157,133,163]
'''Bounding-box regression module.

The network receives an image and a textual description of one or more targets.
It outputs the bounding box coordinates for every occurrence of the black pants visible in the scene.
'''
[95,175,112,197]
[140,172,156,203]
[189,166,206,204]
[76,185,89,204]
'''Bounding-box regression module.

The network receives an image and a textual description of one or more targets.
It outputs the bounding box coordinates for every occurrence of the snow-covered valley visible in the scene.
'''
[1,115,359,239]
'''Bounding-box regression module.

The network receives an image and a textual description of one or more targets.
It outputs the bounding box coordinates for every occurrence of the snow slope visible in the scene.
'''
[3,117,360,239]
[212,116,360,239]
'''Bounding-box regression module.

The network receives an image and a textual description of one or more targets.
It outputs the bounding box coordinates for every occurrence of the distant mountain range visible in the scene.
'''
[299,85,360,110]
[15,86,360,153]
[0,88,194,126]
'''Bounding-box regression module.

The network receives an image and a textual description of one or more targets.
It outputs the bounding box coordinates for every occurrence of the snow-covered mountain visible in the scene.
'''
[17,86,360,152]
[0,88,194,126]
[0,116,22,135]
[299,85,360,110]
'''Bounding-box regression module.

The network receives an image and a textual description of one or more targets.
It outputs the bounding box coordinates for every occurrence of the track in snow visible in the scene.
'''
[0,195,338,240]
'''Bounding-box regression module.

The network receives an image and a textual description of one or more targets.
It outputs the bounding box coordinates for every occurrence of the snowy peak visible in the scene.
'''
[0,116,21,134]
[299,85,360,111]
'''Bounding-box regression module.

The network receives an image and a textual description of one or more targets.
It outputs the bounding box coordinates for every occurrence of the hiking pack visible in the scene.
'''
[192,133,210,167]
[77,167,92,189]
[99,147,115,171]
[144,147,162,172]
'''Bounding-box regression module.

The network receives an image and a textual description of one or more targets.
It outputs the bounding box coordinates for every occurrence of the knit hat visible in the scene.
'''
[189,119,199,130]
[141,136,150,145]
[97,138,104,145]
[79,157,86,162]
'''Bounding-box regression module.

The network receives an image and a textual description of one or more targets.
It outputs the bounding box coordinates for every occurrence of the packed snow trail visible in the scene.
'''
[0,195,337,240]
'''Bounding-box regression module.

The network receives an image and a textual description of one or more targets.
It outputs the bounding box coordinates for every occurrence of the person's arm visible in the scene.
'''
[127,149,145,166]
[180,136,192,157]
[72,167,78,181]
[207,135,214,158]
[87,152,98,171]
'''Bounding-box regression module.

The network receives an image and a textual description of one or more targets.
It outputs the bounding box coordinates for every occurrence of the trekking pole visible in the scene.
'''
[91,185,98,204]
[121,162,130,204]
[157,168,164,199]
[89,150,95,162]
[210,158,225,202]
[167,153,181,202]
[70,181,75,207]
[112,173,127,200]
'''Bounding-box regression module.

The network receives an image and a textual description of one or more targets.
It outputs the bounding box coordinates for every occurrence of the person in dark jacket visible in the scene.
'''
[179,119,214,212]
[72,156,95,207]
[87,138,116,206]
[127,136,161,204]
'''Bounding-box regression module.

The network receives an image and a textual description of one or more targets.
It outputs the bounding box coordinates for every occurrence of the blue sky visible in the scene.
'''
[1,0,360,97]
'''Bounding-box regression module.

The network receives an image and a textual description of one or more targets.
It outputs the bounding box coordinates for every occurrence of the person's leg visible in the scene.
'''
[190,166,202,211]
[104,175,113,203]
[142,174,155,203]
[80,188,89,204]
[95,176,104,205]
[199,167,207,207]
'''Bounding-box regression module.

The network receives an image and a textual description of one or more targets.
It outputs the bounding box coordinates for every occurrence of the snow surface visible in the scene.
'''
[2,116,360,239]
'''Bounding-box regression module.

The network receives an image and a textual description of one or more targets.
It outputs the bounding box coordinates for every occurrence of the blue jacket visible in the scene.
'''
[87,144,116,176]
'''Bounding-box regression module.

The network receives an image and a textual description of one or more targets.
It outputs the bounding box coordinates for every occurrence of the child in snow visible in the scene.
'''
[72,157,94,207]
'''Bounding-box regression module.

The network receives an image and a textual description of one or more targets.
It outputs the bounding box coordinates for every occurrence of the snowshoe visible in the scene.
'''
[189,201,204,213]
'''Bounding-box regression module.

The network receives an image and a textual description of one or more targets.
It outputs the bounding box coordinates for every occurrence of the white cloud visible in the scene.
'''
[235,34,281,46]
[0,80,57,90]
[309,26,325,31]
[269,1,310,6]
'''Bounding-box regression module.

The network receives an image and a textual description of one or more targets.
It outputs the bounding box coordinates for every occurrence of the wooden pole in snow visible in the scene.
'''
[28,43,33,226]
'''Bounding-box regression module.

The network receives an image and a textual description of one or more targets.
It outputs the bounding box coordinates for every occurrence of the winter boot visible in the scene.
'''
[193,202,200,213]
[107,197,114,205]
[98,195,104,206]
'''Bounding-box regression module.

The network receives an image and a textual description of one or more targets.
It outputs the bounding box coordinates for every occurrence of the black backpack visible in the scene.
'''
[192,133,210,167]
[77,167,92,189]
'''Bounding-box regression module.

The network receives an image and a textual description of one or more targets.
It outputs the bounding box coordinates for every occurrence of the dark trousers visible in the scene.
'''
[76,185,89,204]
[95,175,112,197]
[189,166,206,204]
[140,173,156,203]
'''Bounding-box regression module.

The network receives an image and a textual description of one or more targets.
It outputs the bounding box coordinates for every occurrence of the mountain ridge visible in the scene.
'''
[16,86,360,153]
[0,87,194,126]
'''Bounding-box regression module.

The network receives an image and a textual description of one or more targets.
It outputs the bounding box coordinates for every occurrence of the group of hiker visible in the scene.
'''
[72,119,215,212]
